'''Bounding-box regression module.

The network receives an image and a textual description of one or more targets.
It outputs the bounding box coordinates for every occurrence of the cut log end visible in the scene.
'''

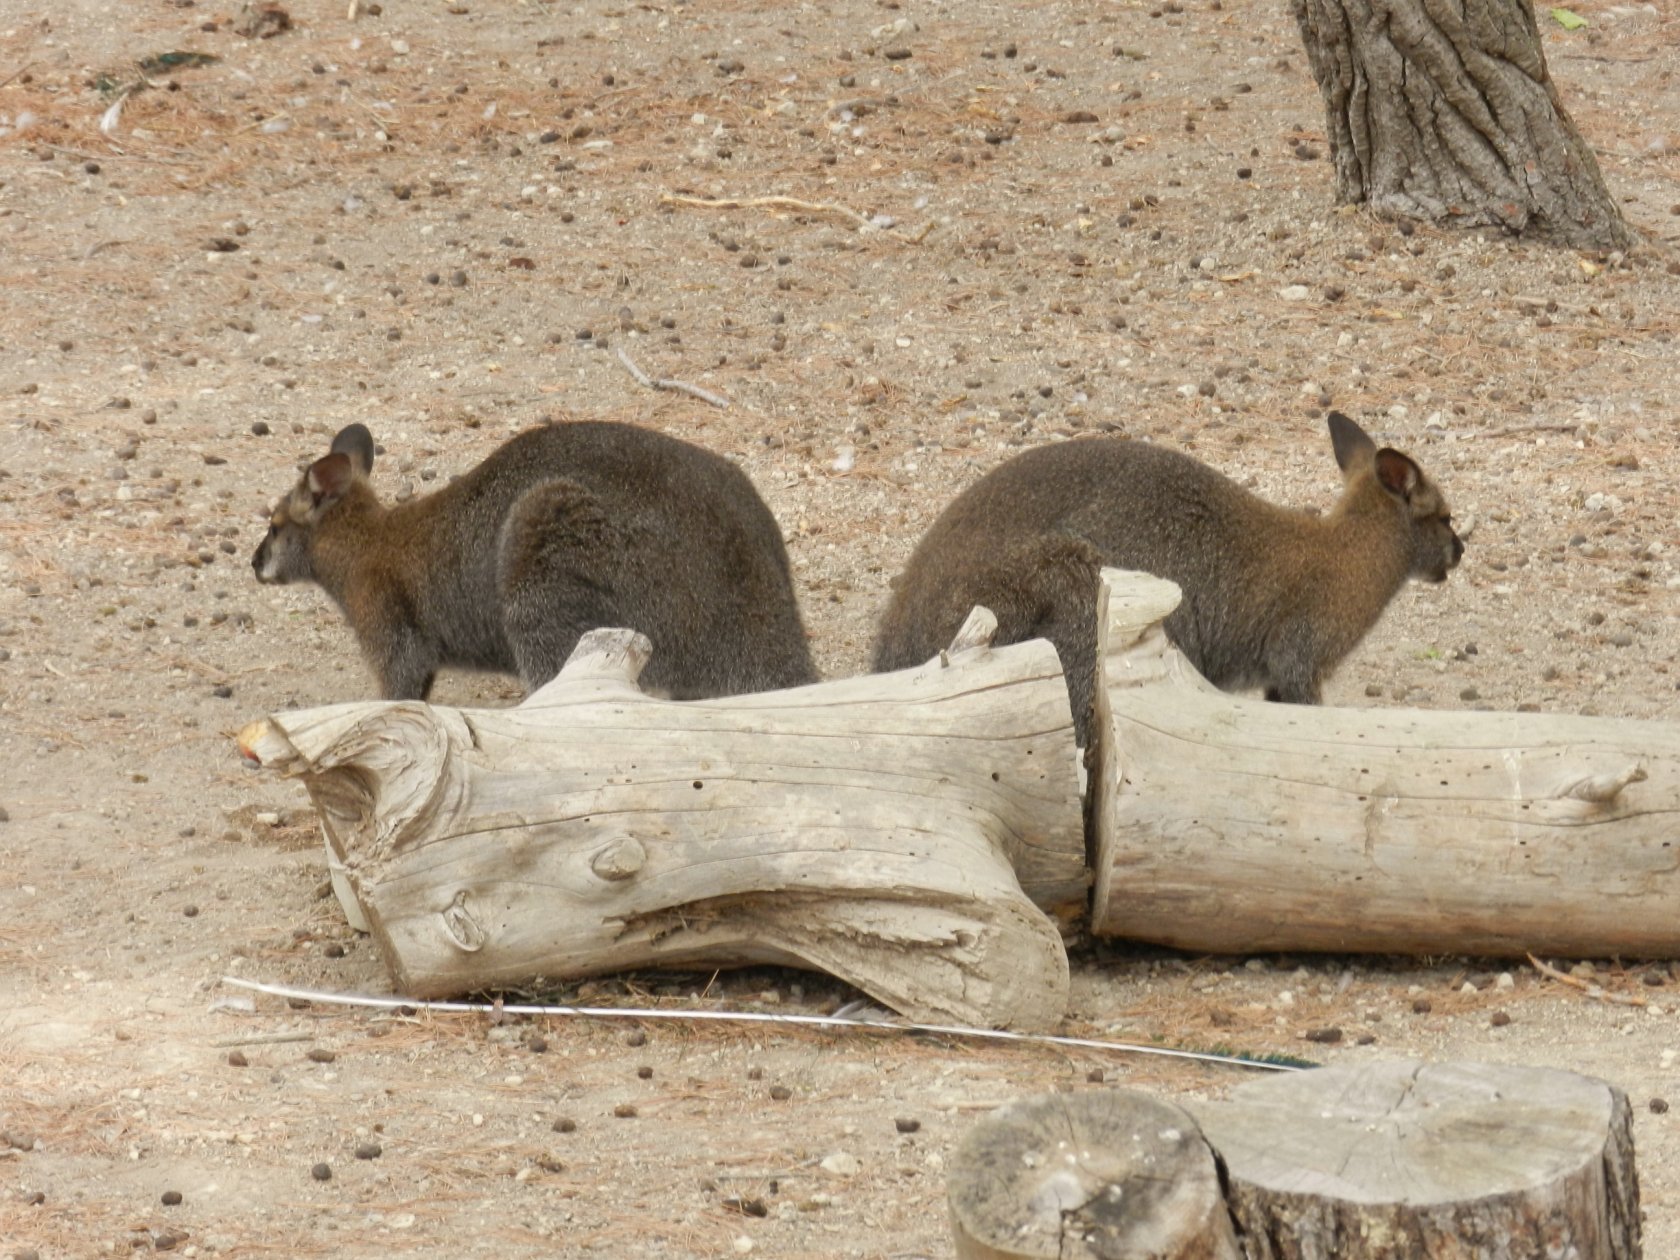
[1193,1059,1641,1260]
[948,1090,1239,1260]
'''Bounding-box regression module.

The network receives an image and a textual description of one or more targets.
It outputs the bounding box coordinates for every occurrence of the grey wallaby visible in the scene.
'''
[873,412,1464,741]
[253,420,817,701]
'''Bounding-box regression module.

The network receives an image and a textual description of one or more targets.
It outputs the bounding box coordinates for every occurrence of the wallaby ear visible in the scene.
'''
[305,451,356,509]
[329,423,376,476]
[1374,448,1421,500]
[1327,411,1376,473]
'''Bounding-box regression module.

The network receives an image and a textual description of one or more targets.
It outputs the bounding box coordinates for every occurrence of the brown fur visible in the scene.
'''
[873,412,1463,741]
[253,420,817,701]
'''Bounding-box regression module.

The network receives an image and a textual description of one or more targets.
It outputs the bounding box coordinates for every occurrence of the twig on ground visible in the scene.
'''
[659,191,934,245]
[211,1031,317,1048]
[1473,422,1584,441]
[1528,953,1648,1007]
[616,346,731,409]
[221,975,1308,1071]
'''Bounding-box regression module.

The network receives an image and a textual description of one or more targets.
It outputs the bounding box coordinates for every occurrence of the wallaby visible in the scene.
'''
[873,412,1464,741]
[253,420,818,701]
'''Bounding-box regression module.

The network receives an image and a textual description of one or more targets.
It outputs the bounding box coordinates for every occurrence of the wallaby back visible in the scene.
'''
[873,413,1463,740]
[254,420,816,701]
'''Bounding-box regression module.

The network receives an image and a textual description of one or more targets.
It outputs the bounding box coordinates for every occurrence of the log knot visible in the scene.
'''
[1559,763,1647,805]
[440,891,487,953]
[590,835,648,881]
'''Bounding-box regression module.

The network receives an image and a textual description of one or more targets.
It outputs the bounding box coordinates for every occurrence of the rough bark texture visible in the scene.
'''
[1089,569,1680,958]
[949,1090,1241,1260]
[1292,0,1631,249]
[238,612,1085,1031]
[1193,1060,1642,1260]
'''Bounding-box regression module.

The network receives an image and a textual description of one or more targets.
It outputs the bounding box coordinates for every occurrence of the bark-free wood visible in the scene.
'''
[1193,1060,1641,1259]
[1089,569,1679,958]
[1292,0,1630,250]
[949,1090,1240,1260]
[237,611,1085,1030]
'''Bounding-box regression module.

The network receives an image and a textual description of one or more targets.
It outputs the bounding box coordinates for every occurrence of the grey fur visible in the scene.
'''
[253,420,816,700]
[873,412,1463,742]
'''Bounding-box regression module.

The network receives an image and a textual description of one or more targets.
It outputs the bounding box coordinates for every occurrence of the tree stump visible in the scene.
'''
[949,1090,1240,1260]
[237,609,1085,1031]
[1089,569,1680,959]
[1291,0,1630,250]
[1193,1059,1641,1259]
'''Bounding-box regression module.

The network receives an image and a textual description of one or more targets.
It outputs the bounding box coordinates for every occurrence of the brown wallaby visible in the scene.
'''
[873,412,1464,741]
[253,420,817,701]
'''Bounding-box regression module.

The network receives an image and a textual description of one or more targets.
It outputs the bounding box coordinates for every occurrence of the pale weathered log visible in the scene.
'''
[237,610,1085,1030]
[1192,1059,1641,1259]
[949,1089,1240,1260]
[1089,568,1680,958]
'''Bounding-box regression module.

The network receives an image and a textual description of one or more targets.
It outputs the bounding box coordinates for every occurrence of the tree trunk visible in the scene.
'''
[237,611,1086,1031]
[1089,569,1679,958]
[1292,0,1631,250]
[948,1089,1240,1260]
[1193,1060,1641,1259]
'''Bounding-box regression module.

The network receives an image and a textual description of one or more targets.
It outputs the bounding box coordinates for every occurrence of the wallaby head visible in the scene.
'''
[252,424,378,586]
[1327,410,1463,584]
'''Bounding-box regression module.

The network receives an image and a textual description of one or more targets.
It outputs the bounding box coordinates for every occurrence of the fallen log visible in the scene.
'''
[1192,1059,1641,1259]
[948,1088,1239,1260]
[1089,568,1680,958]
[237,609,1085,1031]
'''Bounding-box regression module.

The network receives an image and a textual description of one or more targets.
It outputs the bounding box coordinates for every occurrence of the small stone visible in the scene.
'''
[1086,1067,1105,1083]
[251,420,271,436]
[613,1103,638,1118]
[323,941,345,958]
[1610,632,1634,648]
[769,1085,792,1101]
[1411,998,1432,1014]
[1304,1027,1342,1044]
[182,904,199,918]
[625,1029,648,1047]
[894,1117,920,1134]
[1491,1010,1512,1027]
[637,1065,653,1080]
[212,684,233,699]
[306,1048,337,1063]
[354,1142,382,1160]
[883,46,912,61]
[1278,284,1311,301]
[311,1161,333,1181]
[1651,1098,1670,1114]
[449,269,468,287]
[1642,971,1667,988]
[552,1117,576,1133]
[819,1152,860,1177]
[1364,683,1384,698]
[161,1190,183,1206]
[227,1050,249,1067]
[527,1035,549,1052]
[746,1066,763,1081]
[1459,687,1479,702]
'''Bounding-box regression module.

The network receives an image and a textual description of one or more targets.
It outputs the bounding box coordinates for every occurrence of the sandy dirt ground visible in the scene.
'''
[2,0,1679,1255]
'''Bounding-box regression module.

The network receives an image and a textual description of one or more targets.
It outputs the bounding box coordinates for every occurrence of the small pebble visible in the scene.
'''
[1491,1011,1512,1027]
[1304,1027,1342,1044]
[1086,1068,1104,1083]
[625,1029,647,1047]
[311,1162,332,1181]
[1651,1098,1670,1114]
[894,1117,920,1134]
[883,46,912,61]
[323,942,345,958]
[251,420,271,436]
[307,1048,337,1063]
[613,1103,638,1118]
[746,1066,763,1081]
[182,904,199,918]
[528,1035,549,1053]
[637,1065,653,1080]
[769,1085,792,1101]
[227,1050,248,1067]
[354,1142,382,1160]
[161,1190,183,1206]
[212,684,233,699]
[1411,998,1432,1014]
[552,1117,576,1133]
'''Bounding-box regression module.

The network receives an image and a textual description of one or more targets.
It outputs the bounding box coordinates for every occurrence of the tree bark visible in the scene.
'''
[949,1089,1240,1260]
[1292,0,1631,250]
[1193,1059,1641,1259]
[1089,569,1679,958]
[238,611,1086,1031]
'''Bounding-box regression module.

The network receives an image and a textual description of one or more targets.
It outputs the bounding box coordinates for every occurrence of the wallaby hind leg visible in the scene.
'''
[497,480,628,693]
